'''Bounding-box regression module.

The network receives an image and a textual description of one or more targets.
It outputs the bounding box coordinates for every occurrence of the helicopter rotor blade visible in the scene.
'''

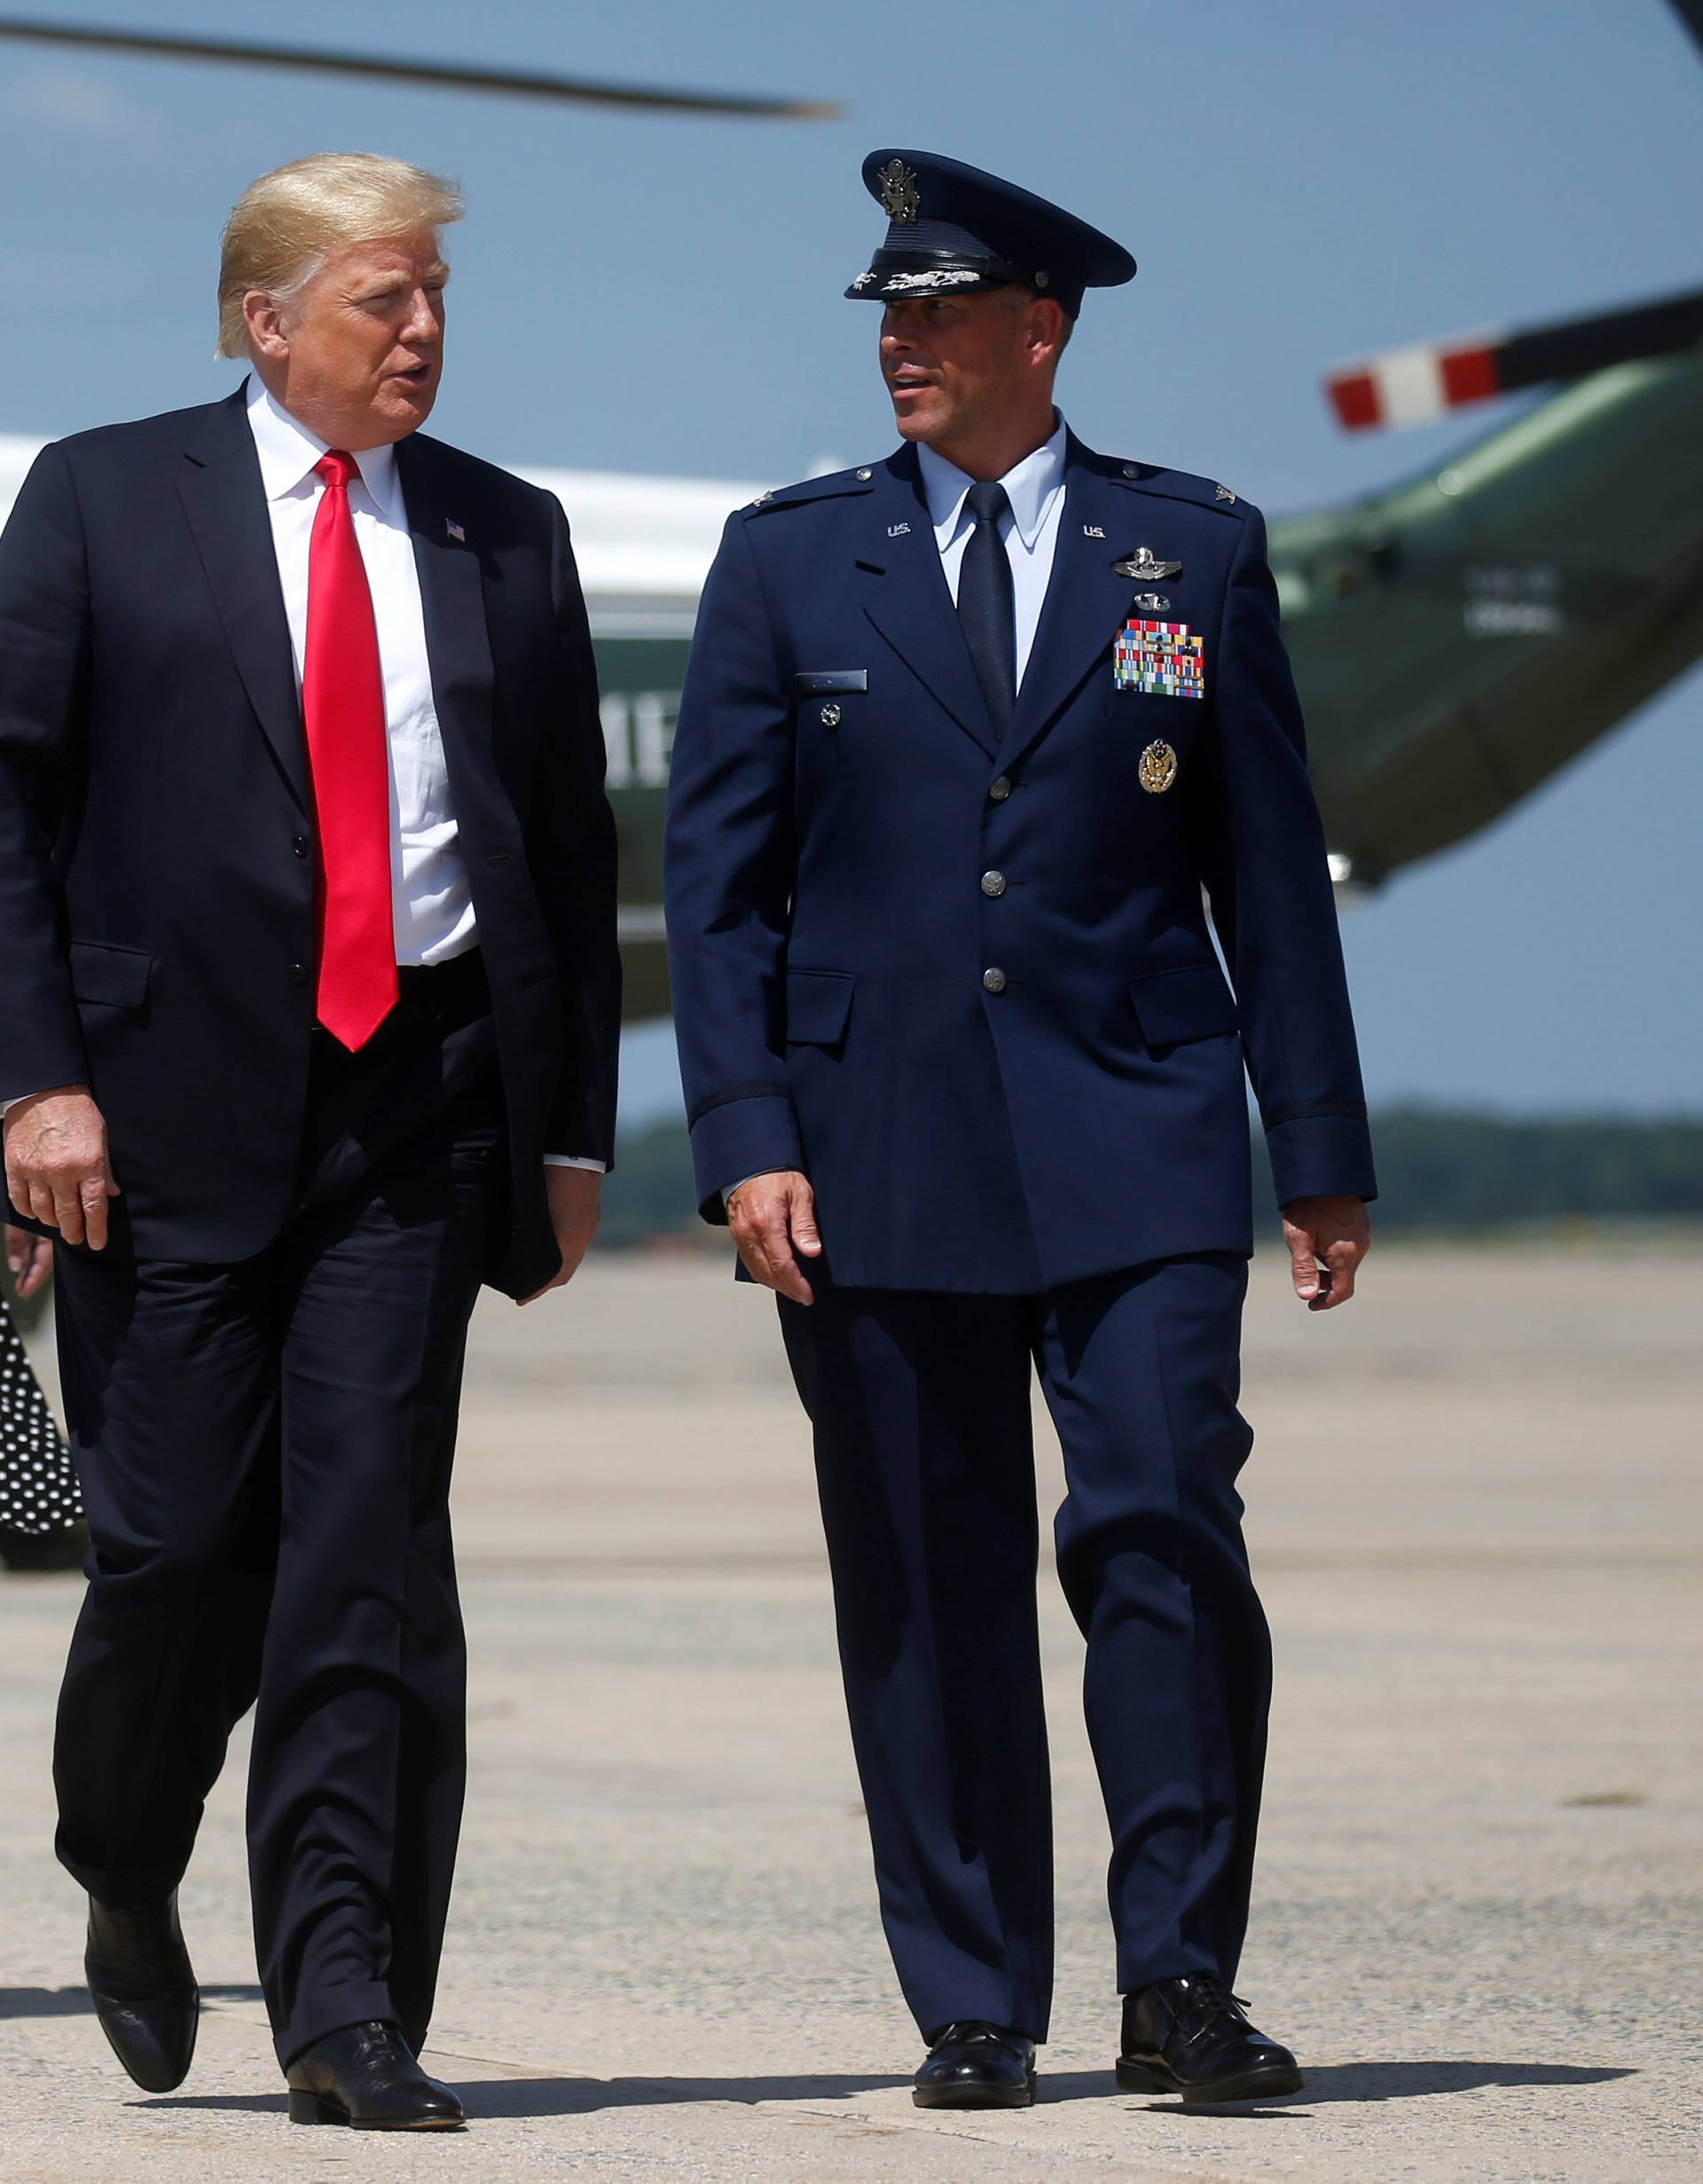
[1667,0,1703,60]
[1325,286,1703,431]
[0,18,842,121]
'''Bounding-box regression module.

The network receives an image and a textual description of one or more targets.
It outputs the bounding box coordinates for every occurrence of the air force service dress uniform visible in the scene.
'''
[665,153,1376,2047]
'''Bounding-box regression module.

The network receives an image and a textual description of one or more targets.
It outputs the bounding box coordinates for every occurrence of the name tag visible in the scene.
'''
[792,669,868,696]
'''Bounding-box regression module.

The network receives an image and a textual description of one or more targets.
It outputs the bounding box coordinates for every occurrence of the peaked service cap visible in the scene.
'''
[845,148,1135,318]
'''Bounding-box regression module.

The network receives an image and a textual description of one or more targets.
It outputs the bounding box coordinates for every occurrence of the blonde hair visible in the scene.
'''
[216,153,463,359]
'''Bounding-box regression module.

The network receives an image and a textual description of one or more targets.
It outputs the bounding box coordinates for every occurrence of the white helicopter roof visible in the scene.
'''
[0,431,763,638]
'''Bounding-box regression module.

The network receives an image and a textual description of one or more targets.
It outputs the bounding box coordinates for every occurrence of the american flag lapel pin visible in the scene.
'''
[445,517,466,542]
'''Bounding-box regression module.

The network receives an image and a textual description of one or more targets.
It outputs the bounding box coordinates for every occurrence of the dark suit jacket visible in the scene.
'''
[0,384,619,1299]
[665,434,1375,1294]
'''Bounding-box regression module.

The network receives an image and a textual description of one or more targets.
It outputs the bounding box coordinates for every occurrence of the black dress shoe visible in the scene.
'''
[913,2021,1037,2109]
[286,2022,464,2130]
[1118,1973,1302,2103]
[84,1891,199,2094]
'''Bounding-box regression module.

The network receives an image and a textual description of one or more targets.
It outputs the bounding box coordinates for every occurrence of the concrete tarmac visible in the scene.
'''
[1,1237,1699,2181]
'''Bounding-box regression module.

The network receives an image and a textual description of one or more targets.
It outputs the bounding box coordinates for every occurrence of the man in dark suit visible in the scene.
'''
[0,153,619,2129]
[666,152,1373,2110]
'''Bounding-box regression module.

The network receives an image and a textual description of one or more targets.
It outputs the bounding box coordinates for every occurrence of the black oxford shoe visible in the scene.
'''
[84,1891,199,2094]
[286,2022,464,2130]
[913,2021,1037,2109]
[1117,1973,1303,2103]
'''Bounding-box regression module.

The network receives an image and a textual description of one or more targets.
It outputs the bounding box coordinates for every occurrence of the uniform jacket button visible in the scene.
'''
[981,871,1007,898]
[983,967,1008,994]
[988,775,1012,802]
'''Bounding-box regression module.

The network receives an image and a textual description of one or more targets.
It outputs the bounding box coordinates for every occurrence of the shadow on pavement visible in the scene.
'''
[143,2074,908,2118]
[1046,2060,1637,2113]
[0,1984,263,2020]
[137,2057,1637,2121]
[1291,2062,1636,2104]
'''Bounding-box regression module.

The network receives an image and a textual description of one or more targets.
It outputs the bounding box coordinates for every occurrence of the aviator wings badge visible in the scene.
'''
[1113,545,1182,583]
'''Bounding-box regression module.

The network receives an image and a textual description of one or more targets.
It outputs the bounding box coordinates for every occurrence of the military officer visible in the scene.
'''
[665,150,1375,2109]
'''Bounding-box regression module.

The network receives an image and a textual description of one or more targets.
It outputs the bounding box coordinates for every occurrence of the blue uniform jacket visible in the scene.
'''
[665,433,1376,1293]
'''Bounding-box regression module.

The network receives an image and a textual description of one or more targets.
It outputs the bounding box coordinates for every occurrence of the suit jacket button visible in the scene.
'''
[981,871,1007,898]
[287,962,309,985]
[292,834,310,858]
[983,967,1008,994]
[988,776,1012,802]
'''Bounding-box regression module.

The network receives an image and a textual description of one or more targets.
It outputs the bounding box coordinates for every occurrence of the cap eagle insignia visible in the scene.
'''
[877,158,921,224]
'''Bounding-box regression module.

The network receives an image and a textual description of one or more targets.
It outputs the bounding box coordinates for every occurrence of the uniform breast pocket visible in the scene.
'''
[793,669,868,735]
[1105,687,1202,795]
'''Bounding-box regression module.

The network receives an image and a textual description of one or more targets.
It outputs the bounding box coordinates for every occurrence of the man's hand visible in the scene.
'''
[1281,1194,1371,1311]
[727,1170,821,1306]
[518,1165,602,1304]
[4,1223,52,1301]
[3,1087,119,1250]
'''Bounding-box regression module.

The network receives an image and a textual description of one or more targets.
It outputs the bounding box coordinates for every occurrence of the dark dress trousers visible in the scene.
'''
[665,434,1374,2038]
[0,387,619,2062]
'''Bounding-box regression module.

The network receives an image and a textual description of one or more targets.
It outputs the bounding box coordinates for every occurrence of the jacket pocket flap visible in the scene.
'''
[785,969,855,1045]
[69,939,154,1010]
[1129,961,1237,1046]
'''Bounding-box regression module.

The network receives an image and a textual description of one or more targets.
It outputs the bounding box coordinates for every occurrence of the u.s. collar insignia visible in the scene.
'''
[1139,740,1180,794]
[1114,546,1182,583]
[877,158,921,223]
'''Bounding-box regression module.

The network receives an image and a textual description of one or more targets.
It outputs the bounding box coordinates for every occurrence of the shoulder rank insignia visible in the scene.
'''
[1214,482,1236,504]
[748,489,774,508]
[1113,546,1181,583]
[877,158,921,223]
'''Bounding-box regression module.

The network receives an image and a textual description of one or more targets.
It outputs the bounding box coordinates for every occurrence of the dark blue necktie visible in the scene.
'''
[957,479,1015,741]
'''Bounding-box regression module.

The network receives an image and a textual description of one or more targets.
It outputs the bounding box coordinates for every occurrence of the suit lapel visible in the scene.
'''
[397,437,498,818]
[176,391,310,813]
[1004,445,1133,771]
[860,453,1002,761]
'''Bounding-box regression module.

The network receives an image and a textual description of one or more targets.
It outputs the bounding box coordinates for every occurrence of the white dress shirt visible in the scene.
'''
[721,416,1071,1204]
[1,387,603,1173]
[247,376,475,969]
[242,382,600,1174]
[915,410,1070,689]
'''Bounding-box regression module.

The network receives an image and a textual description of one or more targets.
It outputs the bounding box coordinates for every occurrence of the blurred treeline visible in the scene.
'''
[595,1108,1703,1249]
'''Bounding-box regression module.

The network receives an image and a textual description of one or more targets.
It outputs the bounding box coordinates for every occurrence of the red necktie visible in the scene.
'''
[302,450,397,1050]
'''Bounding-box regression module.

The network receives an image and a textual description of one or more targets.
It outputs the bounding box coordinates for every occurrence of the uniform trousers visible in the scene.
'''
[51,950,505,2066]
[779,1253,1269,2045]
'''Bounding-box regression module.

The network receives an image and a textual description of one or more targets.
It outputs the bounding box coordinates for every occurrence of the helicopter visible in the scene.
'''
[0,8,1699,1021]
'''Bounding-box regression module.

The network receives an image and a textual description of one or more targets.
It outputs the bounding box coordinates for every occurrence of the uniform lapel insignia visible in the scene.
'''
[1082,524,1105,539]
[887,521,912,537]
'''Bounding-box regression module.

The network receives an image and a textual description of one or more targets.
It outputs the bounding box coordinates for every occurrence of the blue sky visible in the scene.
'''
[1,0,1698,1120]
